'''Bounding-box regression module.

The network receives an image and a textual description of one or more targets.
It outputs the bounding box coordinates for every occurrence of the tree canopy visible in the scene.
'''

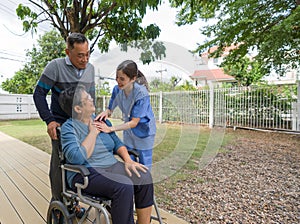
[16,0,165,63]
[172,0,300,77]
[222,56,264,86]
[1,30,65,94]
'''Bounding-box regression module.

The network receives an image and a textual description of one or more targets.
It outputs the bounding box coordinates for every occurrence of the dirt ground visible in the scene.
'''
[157,129,300,223]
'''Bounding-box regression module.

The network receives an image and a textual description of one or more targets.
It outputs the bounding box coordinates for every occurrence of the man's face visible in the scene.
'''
[66,42,90,70]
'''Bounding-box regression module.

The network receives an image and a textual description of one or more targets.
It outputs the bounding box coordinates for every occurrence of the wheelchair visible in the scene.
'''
[46,127,163,224]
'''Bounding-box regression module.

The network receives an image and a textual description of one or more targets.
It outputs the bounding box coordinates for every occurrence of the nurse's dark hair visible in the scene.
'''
[58,85,86,117]
[116,60,149,91]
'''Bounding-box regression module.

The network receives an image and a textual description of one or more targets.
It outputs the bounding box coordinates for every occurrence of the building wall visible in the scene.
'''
[0,94,50,120]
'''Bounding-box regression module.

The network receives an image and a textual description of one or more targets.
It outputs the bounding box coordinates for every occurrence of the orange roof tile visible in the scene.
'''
[190,69,235,81]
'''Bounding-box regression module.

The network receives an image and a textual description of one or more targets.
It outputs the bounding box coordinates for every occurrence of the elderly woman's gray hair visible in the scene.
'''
[58,85,86,117]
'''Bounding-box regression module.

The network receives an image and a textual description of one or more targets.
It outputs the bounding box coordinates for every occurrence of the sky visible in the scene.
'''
[0,0,206,84]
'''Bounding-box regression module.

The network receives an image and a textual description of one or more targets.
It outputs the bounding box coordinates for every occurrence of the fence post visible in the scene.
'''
[27,95,31,119]
[292,102,297,131]
[102,96,106,112]
[209,84,214,128]
[159,91,163,124]
[297,81,300,131]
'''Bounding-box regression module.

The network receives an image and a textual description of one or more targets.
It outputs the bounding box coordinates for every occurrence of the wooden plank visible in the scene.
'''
[7,169,49,221]
[0,154,14,172]
[35,162,50,174]
[0,139,29,172]
[0,171,46,223]
[0,149,51,199]
[4,150,50,186]
[0,145,50,182]
[0,132,50,166]
[1,142,49,171]
[18,165,51,200]
[12,143,50,166]
[0,142,50,204]
[28,164,50,187]
[0,148,27,172]
[0,174,23,224]
[0,133,50,223]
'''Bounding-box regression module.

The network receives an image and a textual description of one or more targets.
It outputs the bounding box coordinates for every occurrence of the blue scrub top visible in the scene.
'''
[109,83,156,150]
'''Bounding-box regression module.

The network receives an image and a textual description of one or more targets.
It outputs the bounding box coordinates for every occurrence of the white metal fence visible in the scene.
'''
[1,85,299,132]
[97,85,299,132]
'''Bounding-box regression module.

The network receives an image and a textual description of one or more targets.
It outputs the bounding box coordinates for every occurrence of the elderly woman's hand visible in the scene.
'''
[124,160,148,177]
[89,119,100,135]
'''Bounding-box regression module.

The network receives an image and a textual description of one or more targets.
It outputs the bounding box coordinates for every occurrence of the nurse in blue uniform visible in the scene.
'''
[96,60,156,169]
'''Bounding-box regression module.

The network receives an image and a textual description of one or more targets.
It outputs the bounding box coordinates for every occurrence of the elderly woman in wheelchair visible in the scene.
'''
[56,85,154,224]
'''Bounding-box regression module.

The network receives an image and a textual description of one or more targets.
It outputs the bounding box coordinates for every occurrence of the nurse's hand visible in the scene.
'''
[95,109,111,122]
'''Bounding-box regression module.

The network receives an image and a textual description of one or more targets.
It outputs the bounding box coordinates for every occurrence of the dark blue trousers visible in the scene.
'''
[72,162,154,224]
[50,139,63,201]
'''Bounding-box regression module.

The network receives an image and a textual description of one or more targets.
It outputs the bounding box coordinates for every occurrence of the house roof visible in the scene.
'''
[190,69,235,82]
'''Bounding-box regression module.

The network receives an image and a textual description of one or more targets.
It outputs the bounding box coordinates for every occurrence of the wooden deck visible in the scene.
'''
[0,131,50,223]
[0,131,188,224]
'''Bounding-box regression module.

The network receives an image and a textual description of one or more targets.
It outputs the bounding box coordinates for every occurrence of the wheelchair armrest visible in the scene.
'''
[62,164,90,190]
[63,164,90,177]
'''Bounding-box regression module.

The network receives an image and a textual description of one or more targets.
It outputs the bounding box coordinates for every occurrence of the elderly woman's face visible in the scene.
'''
[79,91,95,115]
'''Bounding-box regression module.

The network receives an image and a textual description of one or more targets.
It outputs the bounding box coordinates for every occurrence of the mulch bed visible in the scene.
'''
[157,129,300,223]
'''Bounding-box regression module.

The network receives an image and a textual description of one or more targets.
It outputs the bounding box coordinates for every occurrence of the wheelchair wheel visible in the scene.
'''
[47,200,73,224]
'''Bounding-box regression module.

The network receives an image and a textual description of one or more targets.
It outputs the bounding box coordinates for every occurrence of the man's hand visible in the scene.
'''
[124,160,148,178]
[47,121,60,140]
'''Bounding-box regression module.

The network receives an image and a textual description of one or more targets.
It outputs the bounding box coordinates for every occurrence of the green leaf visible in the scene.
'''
[15,0,165,63]
[174,0,300,80]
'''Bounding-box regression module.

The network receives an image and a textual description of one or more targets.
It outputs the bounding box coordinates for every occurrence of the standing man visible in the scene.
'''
[33,33,95,203]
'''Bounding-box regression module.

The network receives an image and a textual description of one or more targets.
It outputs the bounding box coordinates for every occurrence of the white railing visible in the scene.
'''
[97,85,299,132]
